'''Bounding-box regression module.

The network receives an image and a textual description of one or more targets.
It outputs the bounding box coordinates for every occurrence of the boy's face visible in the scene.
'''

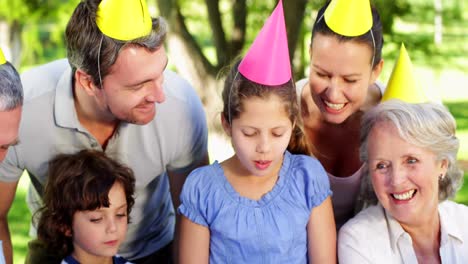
[71,182,128,261]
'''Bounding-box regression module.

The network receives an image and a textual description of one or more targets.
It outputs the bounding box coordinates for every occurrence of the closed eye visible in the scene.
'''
[90,217,102,223]
[344,78,358,84]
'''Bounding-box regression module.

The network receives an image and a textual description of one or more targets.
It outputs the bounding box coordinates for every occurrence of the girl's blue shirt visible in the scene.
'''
[179,151,332,263]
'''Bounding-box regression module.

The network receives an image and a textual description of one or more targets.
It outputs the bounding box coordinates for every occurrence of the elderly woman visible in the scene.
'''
[338,100,468,263]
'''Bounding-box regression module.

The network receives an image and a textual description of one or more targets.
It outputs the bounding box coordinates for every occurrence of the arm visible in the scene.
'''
[0,180,19,264]
[307,196,336,264]
[168,153,209,263]
[178,215,210,264]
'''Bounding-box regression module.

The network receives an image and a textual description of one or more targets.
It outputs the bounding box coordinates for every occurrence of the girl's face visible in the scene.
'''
[71,182,128,262]
[309,33,382,124]
[223,95,293,178]
[367,122,447,226]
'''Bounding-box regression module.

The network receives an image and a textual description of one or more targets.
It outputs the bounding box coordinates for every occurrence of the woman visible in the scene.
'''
[338,100,467,263]
[297,0,384,228]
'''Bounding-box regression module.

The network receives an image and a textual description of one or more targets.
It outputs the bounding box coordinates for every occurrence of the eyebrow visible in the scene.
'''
[312,64,361,78]
[1,138,19,149]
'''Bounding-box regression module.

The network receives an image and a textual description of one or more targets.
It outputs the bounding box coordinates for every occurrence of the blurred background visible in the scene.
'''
[1,0,467,262]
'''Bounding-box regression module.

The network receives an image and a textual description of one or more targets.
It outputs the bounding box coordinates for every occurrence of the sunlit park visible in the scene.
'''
[1,0,467,262]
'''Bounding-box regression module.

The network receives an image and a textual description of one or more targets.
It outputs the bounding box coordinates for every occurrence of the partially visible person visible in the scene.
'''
[339,100,467,263]
[0,47,23,264]
[178,2,336,263]
[296,0,385,228]
[36,150,135,264]
[0,0,208,263]
[339,45,465,263]
[0,47,22,162]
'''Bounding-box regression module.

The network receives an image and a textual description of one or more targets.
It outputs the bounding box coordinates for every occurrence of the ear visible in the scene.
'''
[439,158,449,176]
[75,69,99,96]
[370,59,384,84]
[59,224,73,237]
[220,114,232,137]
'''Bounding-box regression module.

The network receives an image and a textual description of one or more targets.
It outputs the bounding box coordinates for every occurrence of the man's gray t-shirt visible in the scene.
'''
[0,59,208,259]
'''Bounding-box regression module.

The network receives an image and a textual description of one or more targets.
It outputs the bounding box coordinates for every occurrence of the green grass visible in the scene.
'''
[9,173,31,264]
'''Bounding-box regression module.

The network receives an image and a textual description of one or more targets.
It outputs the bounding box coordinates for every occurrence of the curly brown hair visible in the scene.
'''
[35,149,135,256]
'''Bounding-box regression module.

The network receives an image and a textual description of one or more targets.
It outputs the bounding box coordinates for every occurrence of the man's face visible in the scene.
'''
[0,106,21,161]
[95,46,168,125]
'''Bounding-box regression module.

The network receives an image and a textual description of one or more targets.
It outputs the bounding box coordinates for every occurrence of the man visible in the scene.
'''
[0,0,208,263]
[0,48,23,264]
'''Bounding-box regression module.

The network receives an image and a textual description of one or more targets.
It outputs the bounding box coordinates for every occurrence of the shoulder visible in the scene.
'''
[439,200,468,220]
[113,255,133,264]
[295,78,308,105]
[182,163,220,193]
[287,153,331,207]
[157,70,206,125]
[289,154,328,182]
[21,59,70,101]
[162,69,201,105]
[339,204,388,242]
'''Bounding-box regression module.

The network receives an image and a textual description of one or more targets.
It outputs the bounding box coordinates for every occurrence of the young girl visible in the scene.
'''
[297,0,385,228]
[178,1,335,263]
[36,150,135,264]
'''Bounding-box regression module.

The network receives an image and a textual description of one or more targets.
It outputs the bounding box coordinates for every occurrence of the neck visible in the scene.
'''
[72,252,113,264]
[74,80,118,147]
[400,211,441,263]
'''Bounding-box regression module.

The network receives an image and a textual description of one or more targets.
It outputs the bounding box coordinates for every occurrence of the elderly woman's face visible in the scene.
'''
[367,121,447,226]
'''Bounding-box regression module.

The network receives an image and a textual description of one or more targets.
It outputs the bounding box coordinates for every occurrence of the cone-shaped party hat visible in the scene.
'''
[238,0,291,85]
[324,0,373,37]
[0,48,5,65]
[96,0,152,41]
[382,44,428,103]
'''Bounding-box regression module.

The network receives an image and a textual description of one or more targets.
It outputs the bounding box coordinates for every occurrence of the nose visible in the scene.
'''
[256,135,271,154]
[326,77,341,101]
[145,78,166,104]
[389,165,408,186]
[106,218,117,234]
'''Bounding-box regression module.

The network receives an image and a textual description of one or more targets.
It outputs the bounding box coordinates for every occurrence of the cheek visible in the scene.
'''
[309,76,326,94]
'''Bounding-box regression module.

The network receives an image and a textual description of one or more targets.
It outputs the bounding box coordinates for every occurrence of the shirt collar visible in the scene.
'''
[384,207,408,253]
[439,201,464,245]
[54,66,82,130]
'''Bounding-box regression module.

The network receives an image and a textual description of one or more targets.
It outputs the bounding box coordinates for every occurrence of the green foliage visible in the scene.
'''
[373,0,410,33]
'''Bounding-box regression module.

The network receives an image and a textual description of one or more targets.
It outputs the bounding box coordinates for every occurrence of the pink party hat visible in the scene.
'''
[238,0,291,85]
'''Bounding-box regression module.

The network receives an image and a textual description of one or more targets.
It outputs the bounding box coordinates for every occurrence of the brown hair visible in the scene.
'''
[36,149,135,256]
[222,60,311,155]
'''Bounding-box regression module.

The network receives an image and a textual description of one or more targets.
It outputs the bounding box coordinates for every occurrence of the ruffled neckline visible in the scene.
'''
[212,151,292,207]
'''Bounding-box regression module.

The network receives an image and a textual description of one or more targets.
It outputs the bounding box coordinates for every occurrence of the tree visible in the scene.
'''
[0,0,78,67]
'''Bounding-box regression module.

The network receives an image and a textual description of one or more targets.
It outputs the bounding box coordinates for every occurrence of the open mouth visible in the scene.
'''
[323,100,346,111]
[391,189,416,201]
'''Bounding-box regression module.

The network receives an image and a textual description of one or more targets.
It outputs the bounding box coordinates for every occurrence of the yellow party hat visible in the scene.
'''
[96,0,152,41]
[382,44,428,103]
[324,0,373,37]
[0,48,6,65]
